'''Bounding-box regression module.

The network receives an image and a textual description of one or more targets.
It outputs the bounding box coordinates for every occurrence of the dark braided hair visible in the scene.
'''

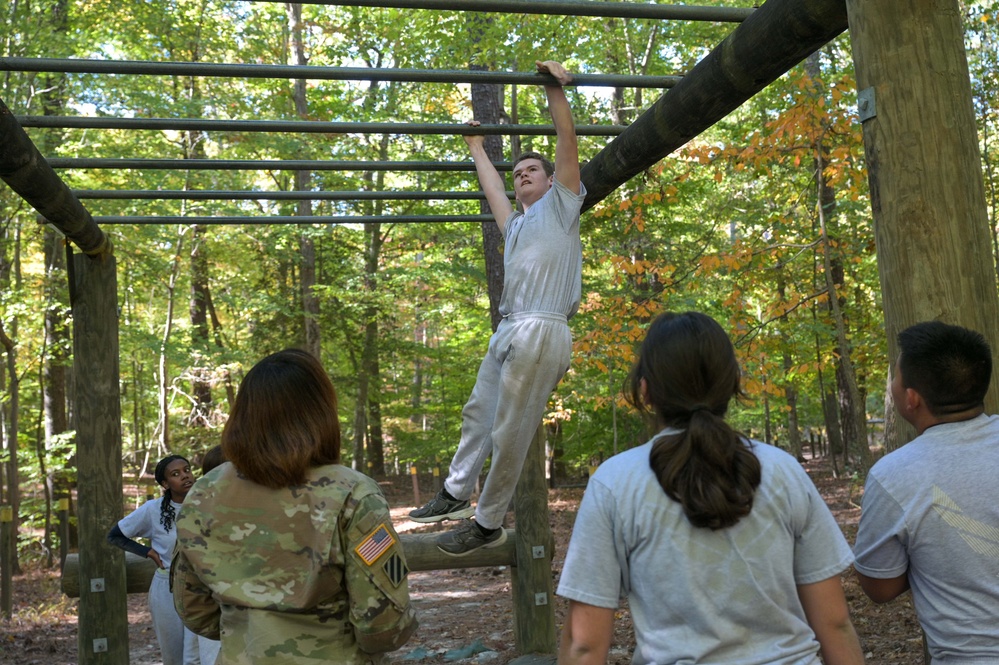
[154,454,188,533]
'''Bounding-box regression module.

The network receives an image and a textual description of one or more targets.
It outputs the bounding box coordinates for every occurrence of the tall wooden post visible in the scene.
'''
[846,0,999,447]
[510,426,557,655]
[69,249,128,665]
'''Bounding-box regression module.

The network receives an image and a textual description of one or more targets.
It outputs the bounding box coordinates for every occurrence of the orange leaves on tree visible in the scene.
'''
[697,254,722,275]
[628,208,647,234]
[742,375,765,396]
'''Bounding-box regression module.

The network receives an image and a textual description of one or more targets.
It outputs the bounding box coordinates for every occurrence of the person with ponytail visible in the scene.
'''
[107,454,220,665]
[556,312,864,665]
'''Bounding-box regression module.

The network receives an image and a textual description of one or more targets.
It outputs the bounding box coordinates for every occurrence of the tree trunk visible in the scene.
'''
[188,222,213,425]
[847,0,999,450]
[37,4,74,564]
[762,384,772,445]
[468,14,506,331]
[782,351,804,461]
[880,368,901,457]
[39,0,72,563]
[361,221,386,476]
[43,229,70,567]
[288,2,321,359]
[158,227,186,454]
[43,229,69,437]
[0,318,21,579]
[351,322,367,472]
[410,255,426,431]
[815,137,875,471]
[0,216,23,578]
[777,269,803,460]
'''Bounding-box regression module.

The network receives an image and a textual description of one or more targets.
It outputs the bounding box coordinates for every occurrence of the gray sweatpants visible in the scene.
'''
[444,312,571,530]
[150,568,220,664]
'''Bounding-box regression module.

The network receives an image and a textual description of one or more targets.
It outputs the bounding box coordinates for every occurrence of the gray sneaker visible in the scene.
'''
[436,520,507,557]
[409,490,474,523]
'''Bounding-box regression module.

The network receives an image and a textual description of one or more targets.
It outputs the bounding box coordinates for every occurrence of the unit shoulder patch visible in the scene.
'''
[383,552,409,587]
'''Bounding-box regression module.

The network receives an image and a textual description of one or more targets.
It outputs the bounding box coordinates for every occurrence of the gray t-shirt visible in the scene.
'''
[499,178,585,319]
[557,433,853,665]
[854,413,999,664]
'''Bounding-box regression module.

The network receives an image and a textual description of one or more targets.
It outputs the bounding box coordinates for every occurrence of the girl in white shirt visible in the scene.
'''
[107,454,217,665]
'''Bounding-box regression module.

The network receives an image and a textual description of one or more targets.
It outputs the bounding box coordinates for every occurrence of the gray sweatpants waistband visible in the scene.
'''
[502,311,568,324]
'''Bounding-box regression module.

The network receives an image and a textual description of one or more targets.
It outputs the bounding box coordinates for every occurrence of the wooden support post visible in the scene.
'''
[0,98,110,256]
[510,425,557,655]
[845,0,999,428]
[70,249,128,665]
[579,0,849,211]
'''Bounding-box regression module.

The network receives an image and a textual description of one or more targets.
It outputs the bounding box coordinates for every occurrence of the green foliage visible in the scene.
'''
[1,1,997,522]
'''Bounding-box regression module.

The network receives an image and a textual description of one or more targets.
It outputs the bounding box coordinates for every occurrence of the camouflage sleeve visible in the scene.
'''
[171,546,222,640]
[342,484,418,653]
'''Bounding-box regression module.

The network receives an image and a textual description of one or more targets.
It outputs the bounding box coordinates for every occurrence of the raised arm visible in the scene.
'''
[463,120,514,232]
[536,60,580,195]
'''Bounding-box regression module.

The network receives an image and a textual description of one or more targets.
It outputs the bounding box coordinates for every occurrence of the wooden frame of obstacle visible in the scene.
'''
[2,0,996,664]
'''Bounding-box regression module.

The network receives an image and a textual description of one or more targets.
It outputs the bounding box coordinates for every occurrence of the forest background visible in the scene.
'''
[0,0,998,579]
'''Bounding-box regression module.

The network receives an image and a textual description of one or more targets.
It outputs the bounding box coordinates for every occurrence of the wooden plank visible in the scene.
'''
[846,0,999,428]
[70,250,129,665]
[62,530,518,597]
[0,98,110,256]
[580,0,849,210]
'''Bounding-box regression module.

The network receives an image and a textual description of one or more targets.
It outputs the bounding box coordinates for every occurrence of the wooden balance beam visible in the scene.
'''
[60,530,519,598]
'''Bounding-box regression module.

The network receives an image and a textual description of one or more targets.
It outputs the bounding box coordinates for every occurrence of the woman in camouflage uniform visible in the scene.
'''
[171,349,417,664]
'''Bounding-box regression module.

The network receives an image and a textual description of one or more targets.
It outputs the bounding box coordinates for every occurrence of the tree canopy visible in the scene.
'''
[1,0,998,571]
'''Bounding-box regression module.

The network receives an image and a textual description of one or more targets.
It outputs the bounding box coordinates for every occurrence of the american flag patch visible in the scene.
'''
[355,524,396,565]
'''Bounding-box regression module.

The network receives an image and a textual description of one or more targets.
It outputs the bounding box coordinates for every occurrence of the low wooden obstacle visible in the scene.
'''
[62,531,520,595]
[62,428,558,656]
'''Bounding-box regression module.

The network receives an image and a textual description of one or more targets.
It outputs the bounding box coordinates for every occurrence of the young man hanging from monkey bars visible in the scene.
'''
[410,59,585,556]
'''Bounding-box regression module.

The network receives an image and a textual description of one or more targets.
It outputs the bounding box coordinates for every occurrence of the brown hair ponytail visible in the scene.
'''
[627,312,761,530]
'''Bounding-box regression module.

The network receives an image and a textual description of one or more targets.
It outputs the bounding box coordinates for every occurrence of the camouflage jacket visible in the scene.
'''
[171,462,417,665]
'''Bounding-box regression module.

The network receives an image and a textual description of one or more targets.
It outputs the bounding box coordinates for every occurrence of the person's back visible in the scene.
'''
[172,349,416,664]
[856,415,999,662]
[556,312,863,665]
[177,461,414,664]
[854,321,999,663]
[565,438,854,664]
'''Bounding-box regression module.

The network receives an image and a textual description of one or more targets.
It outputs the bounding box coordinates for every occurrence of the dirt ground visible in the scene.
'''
[1,455,924,664]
